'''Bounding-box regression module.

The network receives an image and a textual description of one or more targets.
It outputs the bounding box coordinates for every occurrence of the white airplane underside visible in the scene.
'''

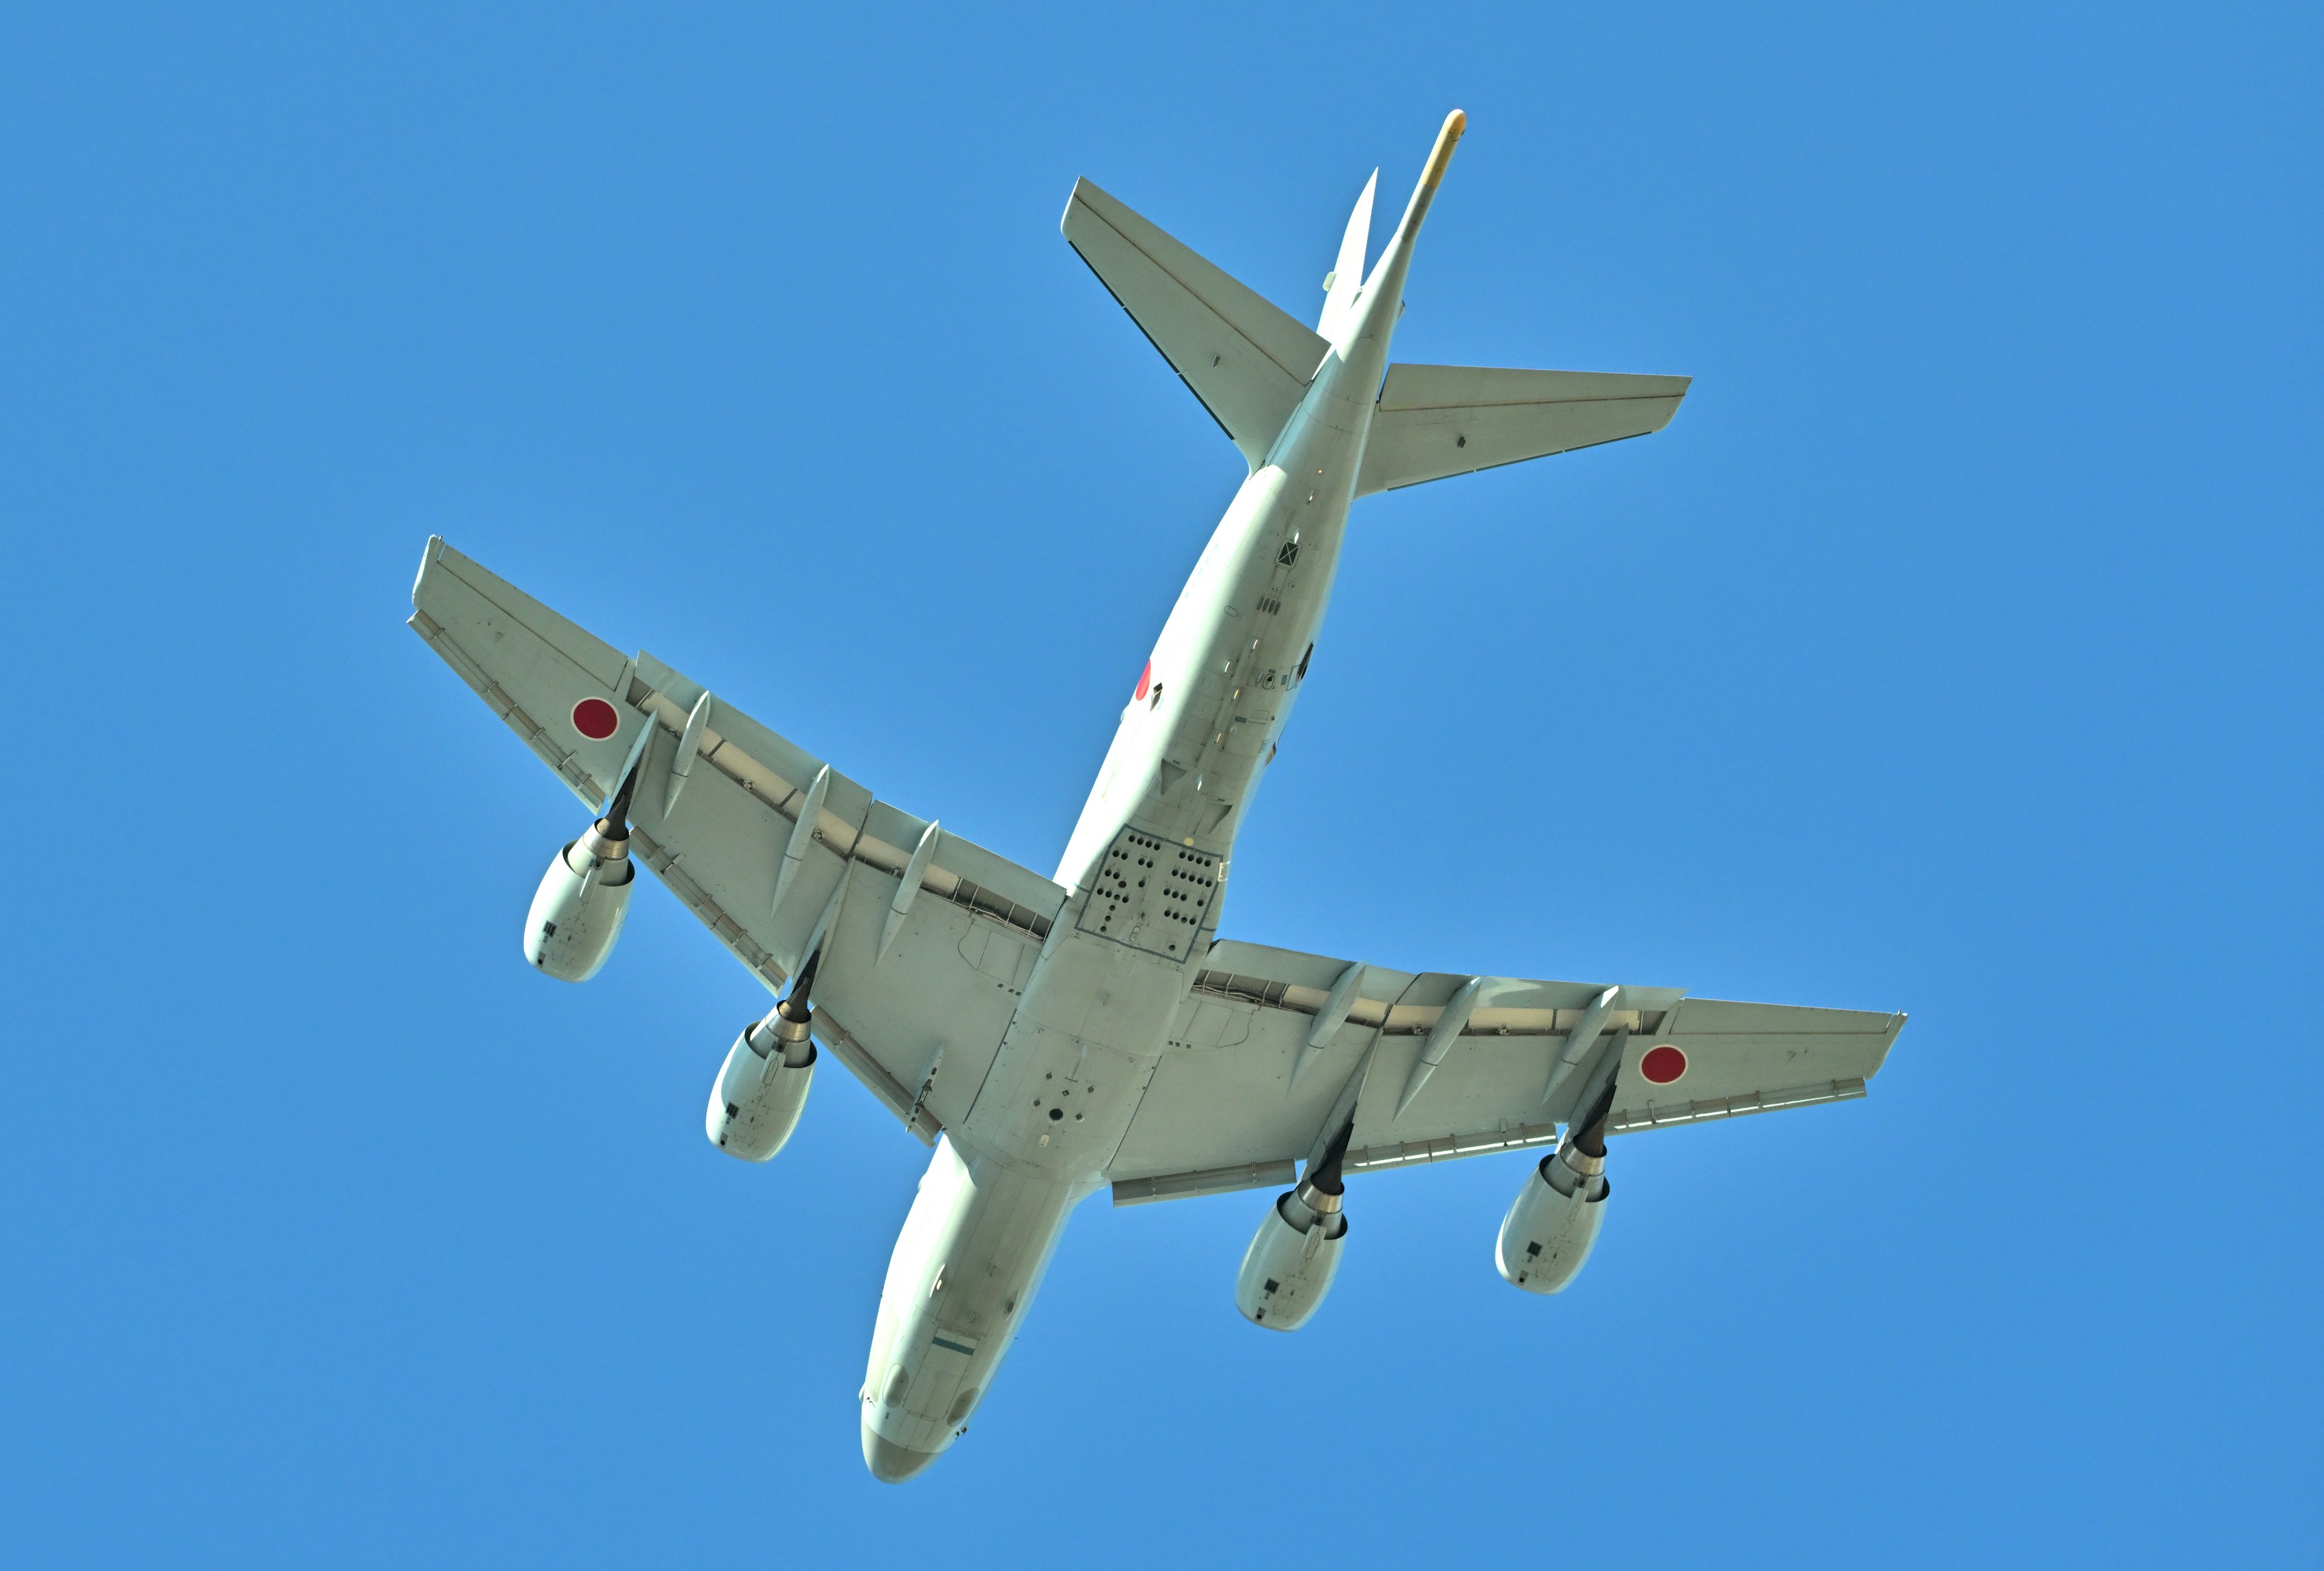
[410,112,1905,1483]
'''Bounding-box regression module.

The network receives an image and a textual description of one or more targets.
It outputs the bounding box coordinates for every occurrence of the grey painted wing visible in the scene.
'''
[408,536,1066,1142]
[1108,938,1902,1205]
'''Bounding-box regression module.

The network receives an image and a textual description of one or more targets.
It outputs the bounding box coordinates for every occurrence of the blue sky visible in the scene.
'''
[2,3,2316,1565]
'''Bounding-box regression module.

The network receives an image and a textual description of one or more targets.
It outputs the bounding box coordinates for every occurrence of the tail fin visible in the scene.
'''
[1062,179,1330,472]
[1317,173,1377,341]
[1362,110,1467,303]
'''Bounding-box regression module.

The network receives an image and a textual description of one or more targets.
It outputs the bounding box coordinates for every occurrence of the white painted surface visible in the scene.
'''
[412,112,1902,1484]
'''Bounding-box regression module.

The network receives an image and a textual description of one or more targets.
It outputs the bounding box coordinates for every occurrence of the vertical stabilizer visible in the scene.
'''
[1317,172,1377,343]
[1364,110,1466,298]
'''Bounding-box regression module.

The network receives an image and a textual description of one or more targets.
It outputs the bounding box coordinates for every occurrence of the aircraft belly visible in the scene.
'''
[954,889,1188,1179]
[865,910,1191,1467]
[861,1138,1083,1460]
[864,300,1378,1483]
[1077,823,1221,961]
[958,1019,1158,1177]
[1054,378,1365,878]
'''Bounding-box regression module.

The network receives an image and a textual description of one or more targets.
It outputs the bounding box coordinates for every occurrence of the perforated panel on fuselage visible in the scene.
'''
[1075,824,1221,961]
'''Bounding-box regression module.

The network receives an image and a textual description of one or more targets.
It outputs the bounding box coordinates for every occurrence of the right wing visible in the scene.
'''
[408,538,1066,1144]
[1354,364,1690,497]
[1108,940,1902,1205]
[1062,177,1332,471]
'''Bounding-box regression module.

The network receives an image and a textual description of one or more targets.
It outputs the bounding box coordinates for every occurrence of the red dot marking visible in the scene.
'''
[571,697,620,740]
[1134,660,1151,702]
[1640,1044,1688,1085]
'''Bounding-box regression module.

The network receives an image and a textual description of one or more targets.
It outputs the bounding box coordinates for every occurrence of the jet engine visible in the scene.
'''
[1495,1076,1616,1295]
[524,823,636,981]
[706,998,817,1162]
[522,717,650,982]
[1234,1123,1352,1331]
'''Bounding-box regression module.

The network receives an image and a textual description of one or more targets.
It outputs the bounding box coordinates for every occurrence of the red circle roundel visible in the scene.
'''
[1639,1044,1689,1085]
[571,697,620,740]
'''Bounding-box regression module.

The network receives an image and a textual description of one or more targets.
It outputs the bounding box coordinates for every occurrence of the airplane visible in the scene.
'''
[409,110,1905,1484]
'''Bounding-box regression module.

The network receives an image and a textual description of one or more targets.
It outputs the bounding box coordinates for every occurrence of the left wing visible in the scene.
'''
[1108,940,1902,1205]
[409,537,1065,1143]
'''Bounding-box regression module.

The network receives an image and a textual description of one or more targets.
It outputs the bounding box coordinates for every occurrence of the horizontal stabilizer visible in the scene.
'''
[1063,178,1331,470]
[1355,364,1690,497]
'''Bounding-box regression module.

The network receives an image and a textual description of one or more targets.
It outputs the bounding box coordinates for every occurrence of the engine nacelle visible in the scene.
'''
[523,820,635,981]
[705,1000,817,1162]
[1234,1179,1348,1331]
[1495,1139,1609,1295]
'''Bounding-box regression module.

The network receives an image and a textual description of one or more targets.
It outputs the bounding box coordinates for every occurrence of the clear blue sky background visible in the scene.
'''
[2,4,2316,1565]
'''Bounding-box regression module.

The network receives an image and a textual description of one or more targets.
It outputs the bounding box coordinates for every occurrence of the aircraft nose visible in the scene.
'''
[861,1421,940,1484]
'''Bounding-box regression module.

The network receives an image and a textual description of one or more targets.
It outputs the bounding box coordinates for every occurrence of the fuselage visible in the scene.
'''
[858,175,1443,1480]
